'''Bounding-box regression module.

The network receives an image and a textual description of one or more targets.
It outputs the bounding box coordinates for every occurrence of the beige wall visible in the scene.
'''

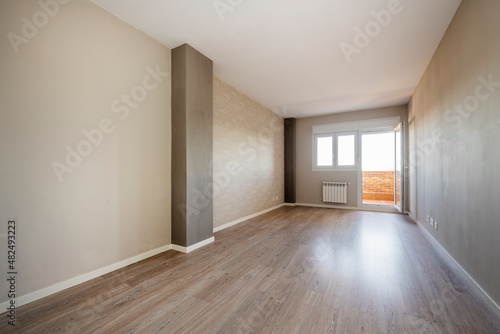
[296,106,408,208]
[409,0,500,306]
[0,0,171,301]
[213,77,284,228]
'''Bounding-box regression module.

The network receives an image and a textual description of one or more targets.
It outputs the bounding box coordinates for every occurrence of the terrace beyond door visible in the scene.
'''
[361,123,404,212]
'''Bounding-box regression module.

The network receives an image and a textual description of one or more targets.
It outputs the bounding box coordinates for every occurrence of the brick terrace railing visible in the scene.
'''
[362,171,394,201]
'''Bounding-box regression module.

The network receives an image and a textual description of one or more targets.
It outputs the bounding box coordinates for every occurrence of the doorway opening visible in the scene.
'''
[361,132,395,206]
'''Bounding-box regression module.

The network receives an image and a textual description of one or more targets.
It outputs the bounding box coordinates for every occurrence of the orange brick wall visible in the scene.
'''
[395,171,401,203]
[362,171,394,201]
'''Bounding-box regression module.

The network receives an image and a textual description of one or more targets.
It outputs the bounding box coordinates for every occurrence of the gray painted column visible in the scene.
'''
[171,44,213,248]
[284,118,296,203]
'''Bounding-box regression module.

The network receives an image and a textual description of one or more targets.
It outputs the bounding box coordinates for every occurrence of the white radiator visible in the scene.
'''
[322,182,348,204]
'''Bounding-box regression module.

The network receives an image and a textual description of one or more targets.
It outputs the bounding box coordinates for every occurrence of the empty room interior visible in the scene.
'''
[1,0,500,332]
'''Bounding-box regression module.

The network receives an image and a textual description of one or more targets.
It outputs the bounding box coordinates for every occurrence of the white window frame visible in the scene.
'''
[312,117,400,172]
[313,134,335,169]
[313,131,359,171]
[336,131,358,168]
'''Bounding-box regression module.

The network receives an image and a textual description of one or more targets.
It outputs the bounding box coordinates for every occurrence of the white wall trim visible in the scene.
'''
[0,244,172,311]
[1,235,220,310]
[171,237,215,254]
[294,203,358,210]
[293,202,399,213]
[213,204,286,233]
[408,212,500,318]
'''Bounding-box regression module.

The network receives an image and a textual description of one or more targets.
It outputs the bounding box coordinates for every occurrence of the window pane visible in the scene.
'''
[337,135,355,166]
[361,132,394,171]
[317,136,333,166]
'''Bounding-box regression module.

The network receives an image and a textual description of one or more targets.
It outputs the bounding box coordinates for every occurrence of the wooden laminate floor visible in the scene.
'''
[2,207,500,333]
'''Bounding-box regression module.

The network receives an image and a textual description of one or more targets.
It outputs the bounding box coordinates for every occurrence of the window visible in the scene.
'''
[314,132,357,169]
[312,117,400,171]
[316,136,333,166]
[337,134,355,166]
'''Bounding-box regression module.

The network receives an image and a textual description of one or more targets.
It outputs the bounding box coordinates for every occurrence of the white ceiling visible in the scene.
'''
[90,0,462,118]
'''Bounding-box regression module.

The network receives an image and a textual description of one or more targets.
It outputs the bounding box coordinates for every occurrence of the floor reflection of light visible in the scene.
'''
[313,239,333,262]
[358,223,403,298]
[310,238,358,283]
[307,219,405,302]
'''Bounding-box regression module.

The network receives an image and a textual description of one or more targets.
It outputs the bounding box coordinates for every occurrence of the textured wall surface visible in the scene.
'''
[409,0,500,306]
[213,77,284,228]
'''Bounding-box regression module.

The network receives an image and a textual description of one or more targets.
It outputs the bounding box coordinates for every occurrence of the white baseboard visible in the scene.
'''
[408,212,500,318]
[171,237,215,253]
[291,203,359,210]
[293,202,399,213]
[0,244,172,311]
[1,236,219,311]
[213,204,285,233]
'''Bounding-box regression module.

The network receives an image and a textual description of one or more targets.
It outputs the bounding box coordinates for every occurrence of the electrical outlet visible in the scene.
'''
[426,215,430,223]
[430,217,434,227]
[434,221,438,230]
